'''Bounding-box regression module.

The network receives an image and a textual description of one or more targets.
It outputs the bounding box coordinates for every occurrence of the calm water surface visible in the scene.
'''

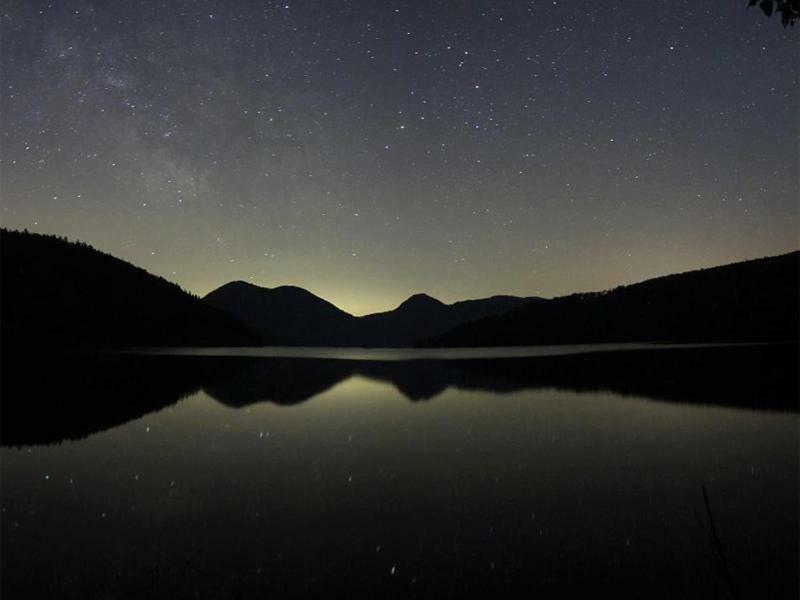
[1,345,797,598]
[135,341,740,360]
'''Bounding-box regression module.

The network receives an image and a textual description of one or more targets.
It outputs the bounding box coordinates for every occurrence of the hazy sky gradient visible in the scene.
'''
[1,0,797,314]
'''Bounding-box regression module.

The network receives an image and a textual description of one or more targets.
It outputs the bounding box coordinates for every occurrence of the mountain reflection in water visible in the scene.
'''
[1,343,797,599]
[2,343,796,446]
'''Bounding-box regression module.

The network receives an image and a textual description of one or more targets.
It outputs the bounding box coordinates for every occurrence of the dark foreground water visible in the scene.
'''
[1,344,797,599]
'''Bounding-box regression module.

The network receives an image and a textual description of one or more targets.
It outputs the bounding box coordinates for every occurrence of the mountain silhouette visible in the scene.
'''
[204,281,354,345]
[423,252,800,347]
[204,283,535,347]
[354,293,539,346]
[0,229,262,348]
[398,292,447,310]
[3,228,797,350]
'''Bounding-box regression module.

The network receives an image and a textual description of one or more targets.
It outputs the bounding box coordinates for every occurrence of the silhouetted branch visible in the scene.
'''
[700,485,741,600]
[748,0,799,26]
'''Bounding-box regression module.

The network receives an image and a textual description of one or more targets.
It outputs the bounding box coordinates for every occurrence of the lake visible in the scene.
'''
[1,343,797,598]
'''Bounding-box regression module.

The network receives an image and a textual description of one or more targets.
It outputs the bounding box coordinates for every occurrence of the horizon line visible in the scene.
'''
[198,249,799,317]
[3,228,797,318]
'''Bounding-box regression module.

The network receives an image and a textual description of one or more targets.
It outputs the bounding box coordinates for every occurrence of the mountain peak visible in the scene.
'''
[207,280,265,296]
[272,284,318,296]
[397,293,446,310]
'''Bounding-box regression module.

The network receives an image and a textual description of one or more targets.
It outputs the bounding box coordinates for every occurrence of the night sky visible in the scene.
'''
[1,1,797,315]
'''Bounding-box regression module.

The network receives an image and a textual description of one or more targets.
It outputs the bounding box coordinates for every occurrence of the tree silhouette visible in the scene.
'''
[0,229,263,348]
[748,0,799,26]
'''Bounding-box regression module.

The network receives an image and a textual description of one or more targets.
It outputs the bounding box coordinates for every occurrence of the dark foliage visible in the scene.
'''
[423,252,799,347]
[0,229,262,349]
[748,0,799,27]
[204,282,535,347]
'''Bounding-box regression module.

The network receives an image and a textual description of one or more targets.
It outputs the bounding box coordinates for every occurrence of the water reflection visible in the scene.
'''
[2,343,797,445]
[1,344,798,599]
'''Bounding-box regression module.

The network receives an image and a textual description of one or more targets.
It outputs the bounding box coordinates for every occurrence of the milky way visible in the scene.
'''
[1,1,796,314]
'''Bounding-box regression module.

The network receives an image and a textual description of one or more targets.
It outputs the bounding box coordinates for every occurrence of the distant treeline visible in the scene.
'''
[423,251,800,346]
[1,228,797,349]
[0,229,261,348]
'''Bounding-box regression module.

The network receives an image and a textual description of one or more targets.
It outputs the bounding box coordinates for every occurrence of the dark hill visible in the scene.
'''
[204,281,356,346]
[204,283,535,347]
[0,229,262,349]
[423,252,800,347]
[397,293,447,310]
[353,294,537,347]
